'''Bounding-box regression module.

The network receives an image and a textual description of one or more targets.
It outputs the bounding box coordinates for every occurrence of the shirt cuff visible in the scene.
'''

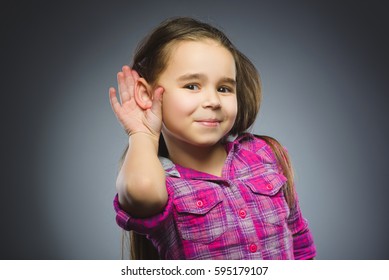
[293,228,317,260]
[113,192,173,234]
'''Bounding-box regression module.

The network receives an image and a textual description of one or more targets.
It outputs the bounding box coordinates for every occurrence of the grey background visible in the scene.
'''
[1,1,388,259]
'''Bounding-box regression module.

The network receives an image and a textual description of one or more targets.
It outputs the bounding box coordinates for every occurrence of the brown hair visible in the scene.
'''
[118,17,295,259]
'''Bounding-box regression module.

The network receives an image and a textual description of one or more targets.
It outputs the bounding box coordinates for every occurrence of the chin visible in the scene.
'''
[189,136,224,147]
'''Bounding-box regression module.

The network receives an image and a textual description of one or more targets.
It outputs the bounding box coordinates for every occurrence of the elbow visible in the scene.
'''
[117,175,163,200]
[116,174,167,217]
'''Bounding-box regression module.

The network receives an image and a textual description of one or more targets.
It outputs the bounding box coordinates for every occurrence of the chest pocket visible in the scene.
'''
[241,171,290,227]
[173,185,229,244]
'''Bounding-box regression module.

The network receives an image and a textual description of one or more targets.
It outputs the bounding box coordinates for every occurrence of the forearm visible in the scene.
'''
[116,133,167,218]
[288,200,317,260]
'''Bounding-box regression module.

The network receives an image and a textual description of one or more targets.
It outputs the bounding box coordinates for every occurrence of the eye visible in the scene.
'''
[184,84,200,91]
[218,86,233,93]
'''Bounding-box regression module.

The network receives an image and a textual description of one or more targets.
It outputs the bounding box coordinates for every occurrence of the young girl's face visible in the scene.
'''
[157,39,238,148]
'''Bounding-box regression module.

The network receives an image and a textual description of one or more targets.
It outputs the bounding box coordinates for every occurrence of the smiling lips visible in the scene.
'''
[195,119,221,127]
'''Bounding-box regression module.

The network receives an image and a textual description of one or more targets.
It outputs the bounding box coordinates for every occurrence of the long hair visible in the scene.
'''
[118,17,296,259]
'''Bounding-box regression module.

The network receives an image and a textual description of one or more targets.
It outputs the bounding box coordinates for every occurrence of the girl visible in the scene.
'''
[109,17,316,260]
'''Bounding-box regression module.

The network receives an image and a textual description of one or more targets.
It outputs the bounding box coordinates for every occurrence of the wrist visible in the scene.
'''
[129,130,159,139]
[128,131,160,152]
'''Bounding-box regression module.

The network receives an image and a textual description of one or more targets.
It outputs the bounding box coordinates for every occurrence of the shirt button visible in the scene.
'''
[239,209,247,219]
[249,243,257,253]
[196,200,204,208]
[266,184,273,190]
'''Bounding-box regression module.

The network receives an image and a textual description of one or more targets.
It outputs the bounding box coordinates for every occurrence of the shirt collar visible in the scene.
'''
[159,133,255,178]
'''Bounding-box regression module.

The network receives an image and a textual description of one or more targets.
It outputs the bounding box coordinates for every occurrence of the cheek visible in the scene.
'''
[225,97,238,120]
[162,93,197,115]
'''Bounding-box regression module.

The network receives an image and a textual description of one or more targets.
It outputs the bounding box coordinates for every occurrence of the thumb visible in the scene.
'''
[151,86,164,115]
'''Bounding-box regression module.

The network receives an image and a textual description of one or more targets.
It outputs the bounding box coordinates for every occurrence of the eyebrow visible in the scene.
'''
[177,73,236,86]
[219,77,237,87]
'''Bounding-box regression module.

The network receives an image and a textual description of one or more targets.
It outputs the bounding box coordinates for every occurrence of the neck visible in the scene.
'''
[163,137,227,177]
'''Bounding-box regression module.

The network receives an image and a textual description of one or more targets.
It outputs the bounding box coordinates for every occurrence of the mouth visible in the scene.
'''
[195,119,222,127]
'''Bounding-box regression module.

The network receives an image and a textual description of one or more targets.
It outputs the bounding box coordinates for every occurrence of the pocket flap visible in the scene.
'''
[241,171,287,196]
[174,186,223,215]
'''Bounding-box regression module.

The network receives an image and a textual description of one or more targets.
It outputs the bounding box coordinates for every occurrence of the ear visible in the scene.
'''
[134,78,153,109]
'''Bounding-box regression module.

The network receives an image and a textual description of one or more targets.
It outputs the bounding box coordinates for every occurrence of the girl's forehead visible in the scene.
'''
[164,39,236,76]
[169,38,228,56]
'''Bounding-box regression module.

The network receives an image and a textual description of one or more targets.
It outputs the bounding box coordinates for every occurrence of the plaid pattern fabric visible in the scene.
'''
[114,133,316,259]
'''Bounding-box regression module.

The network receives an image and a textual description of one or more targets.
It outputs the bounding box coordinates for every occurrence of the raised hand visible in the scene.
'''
[109,66,164,139]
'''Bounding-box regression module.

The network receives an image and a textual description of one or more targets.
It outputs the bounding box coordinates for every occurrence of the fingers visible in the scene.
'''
[131,69,140,80]
[108,87,122,116]
[110,66,142,114]
[123,66,135,100]
[117,65,134,104]
[117,71,127,104]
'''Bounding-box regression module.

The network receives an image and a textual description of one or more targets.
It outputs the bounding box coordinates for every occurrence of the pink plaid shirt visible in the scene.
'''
[114,133,316,259]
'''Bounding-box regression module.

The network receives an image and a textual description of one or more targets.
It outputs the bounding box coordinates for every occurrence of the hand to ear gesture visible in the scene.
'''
[109,66,164,139]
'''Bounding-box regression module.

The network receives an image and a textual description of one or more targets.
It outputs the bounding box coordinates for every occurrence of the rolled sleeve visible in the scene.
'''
[113,192,174,234]
[287,195,316,260]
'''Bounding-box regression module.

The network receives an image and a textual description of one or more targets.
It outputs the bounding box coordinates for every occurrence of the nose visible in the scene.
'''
[202,88,221,109]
